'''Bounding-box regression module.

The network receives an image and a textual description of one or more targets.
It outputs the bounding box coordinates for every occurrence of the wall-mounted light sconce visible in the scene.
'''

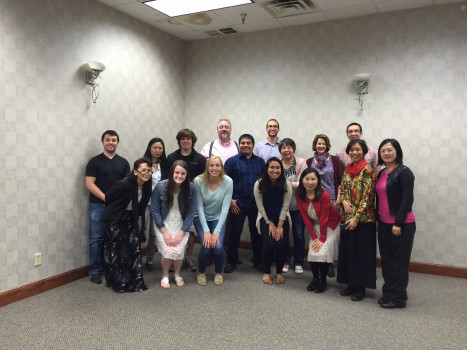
[354,73,370,110]
[241,13,247,24]
[85,61,106,103]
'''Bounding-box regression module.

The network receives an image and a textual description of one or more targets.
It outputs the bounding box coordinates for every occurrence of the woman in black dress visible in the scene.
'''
[102,158,153,293]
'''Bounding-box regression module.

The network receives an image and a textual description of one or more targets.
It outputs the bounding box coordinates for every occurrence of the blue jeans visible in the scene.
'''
[284,210,305,267]
[193,217,226,274]
[88,203,106,275]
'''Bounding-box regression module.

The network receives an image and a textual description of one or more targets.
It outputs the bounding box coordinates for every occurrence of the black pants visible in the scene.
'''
[337,222,377,289]
[260,219,289,275]
[228,203,262,265]
[378,221,416,306]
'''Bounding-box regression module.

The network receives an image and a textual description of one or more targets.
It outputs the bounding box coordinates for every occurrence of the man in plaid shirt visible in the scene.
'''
[223,134,265,274]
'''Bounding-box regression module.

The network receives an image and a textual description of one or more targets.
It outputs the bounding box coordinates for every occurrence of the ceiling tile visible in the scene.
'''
[177,11,233,30]
[96,0,456,40]
[97,0,135,7]
[434,0,462,4]
[277,11,327,26]
[214,3,272,25]
[376,0,433,13]
[325,3,378,19]
[312,0,374,11]
[232,18,283,33]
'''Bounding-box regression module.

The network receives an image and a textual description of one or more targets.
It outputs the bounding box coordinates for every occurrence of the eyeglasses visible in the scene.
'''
[137,169,153,175]
[347,129,361,134]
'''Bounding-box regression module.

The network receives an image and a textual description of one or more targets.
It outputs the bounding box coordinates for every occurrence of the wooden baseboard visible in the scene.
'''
[236,240,467,278]
[0,266,88,308]
[2,241,465,308]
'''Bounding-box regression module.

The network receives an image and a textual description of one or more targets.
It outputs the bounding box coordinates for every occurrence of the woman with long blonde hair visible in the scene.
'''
[193,156,233,286]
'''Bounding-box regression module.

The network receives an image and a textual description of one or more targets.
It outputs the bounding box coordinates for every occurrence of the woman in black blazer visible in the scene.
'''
[375,139,416,309]
[102,158,153,293]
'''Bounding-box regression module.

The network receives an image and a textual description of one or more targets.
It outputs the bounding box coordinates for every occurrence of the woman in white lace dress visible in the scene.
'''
[151,160,197,288]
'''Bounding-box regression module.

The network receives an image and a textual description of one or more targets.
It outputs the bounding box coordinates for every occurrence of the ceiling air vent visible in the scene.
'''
[205,28,238,37]
[263,0,318,18]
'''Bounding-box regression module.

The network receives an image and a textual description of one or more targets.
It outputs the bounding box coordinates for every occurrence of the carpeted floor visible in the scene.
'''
[1,248,466,350]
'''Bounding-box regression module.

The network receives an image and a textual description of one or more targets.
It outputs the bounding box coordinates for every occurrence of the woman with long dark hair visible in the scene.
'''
[143,138,167,271]
[143,137,168,181]
[296,168,340,293]
[337,139,377,302]
[376,139,415,309]
[151,160,196,288]
[193,156,233,286]
[254,157,292,285]
[102,158,153,293]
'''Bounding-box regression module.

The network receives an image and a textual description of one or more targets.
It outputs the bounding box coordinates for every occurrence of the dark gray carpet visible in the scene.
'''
[1,248,466,350]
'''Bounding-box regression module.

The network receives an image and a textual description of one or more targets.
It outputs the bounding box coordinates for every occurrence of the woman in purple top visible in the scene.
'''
[306,134,343,277]
[376,139,416,309]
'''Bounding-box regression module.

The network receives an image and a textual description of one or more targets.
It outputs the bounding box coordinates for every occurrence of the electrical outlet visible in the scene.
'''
[34,253,42,267]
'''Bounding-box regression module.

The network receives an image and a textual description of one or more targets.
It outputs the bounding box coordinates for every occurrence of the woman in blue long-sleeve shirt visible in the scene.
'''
[193,156,233,286]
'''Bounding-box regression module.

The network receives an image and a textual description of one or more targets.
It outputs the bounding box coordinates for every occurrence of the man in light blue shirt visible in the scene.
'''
[254,119,281,161]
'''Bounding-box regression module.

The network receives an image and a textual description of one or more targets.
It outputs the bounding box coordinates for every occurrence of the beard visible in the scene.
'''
[219,132,230,141]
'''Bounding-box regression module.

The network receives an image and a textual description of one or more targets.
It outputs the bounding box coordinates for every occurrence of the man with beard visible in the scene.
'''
[255,119,281,161]
[201,119,239,164]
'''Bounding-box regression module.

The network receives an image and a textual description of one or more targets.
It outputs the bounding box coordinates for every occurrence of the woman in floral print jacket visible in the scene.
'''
[336,139,377,302]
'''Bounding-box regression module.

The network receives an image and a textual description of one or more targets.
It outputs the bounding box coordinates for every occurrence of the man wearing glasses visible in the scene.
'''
[336,122,379,172]
[254,119,281,161]
[85,130,130,284]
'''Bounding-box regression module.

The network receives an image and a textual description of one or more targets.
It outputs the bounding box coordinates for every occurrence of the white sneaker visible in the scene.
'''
[282,265,289,273]
[295,265,304,274]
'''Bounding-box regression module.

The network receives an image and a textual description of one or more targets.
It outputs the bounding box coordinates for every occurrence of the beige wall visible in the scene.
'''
[185,4,467,268]
[0,0,185,292]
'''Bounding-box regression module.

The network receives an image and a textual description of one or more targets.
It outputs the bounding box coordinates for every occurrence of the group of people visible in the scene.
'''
[85,120,416,309]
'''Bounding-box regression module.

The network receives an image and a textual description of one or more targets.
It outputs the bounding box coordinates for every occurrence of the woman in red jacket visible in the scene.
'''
[296,168,341,293]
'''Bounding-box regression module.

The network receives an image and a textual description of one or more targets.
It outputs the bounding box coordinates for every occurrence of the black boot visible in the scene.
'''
[307,262,319,291]
[315,263,328,293]
[327,263,335,278]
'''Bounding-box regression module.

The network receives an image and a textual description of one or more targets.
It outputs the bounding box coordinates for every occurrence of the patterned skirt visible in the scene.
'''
[155,198,188,260]
[104,211,147,293]
[306,203,339,263]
